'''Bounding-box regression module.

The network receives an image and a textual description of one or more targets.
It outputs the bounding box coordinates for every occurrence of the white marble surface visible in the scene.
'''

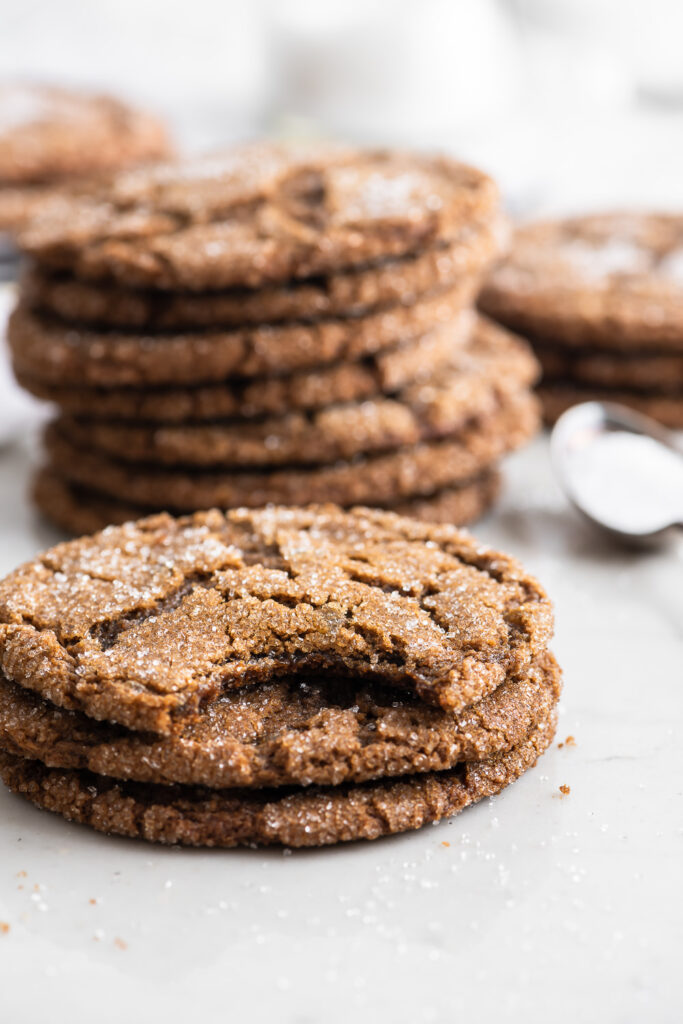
[0,404,681,1022]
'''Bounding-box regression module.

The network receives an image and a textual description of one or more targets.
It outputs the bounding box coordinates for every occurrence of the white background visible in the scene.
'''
[1,0,683,213]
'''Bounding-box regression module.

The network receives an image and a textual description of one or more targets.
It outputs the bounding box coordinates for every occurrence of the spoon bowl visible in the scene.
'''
[551,401,683,545]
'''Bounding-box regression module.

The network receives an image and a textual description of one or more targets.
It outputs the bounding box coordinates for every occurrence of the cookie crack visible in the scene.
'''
[0,511,550,731]
[341,605,406,669]
[88,571,216,651]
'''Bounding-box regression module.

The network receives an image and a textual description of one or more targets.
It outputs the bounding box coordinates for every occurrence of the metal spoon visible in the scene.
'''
[551,401,683,545]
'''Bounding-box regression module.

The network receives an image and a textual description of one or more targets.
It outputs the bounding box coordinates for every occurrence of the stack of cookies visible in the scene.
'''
[0,83,170,242]
[8,142,541,534]
[0,505,561,848]
[480,212,683,429]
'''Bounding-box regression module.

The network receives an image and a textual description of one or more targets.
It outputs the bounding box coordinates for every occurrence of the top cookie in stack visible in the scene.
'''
[479,212,683,429]
[9,142,541,533]
[0,504,561,848]
[0,83,171,238]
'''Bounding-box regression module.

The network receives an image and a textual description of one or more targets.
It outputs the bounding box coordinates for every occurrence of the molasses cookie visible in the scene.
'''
[31,466,501,536]
[0,83,170,232]
[537,383,683,428]
[9,285,470,388]
[0,713,556,847]
[480,212,683,352]
[0,505,553,732]
[22,218,502,329]
[42,391,539,510]
[535,345,683,394]
[53,320,538,468]
[389,472,500,524]
[0,651,561,789]
[19,143,498,290]
[0,83,169,184]
[14,314,472,421]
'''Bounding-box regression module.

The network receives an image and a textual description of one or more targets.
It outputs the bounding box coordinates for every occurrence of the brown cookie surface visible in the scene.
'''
[480,212,683,351]
[0,182,69,233]
[43,390,539,509]
[0,505,553,732]
[0,651,560,789]
[536,345,683,394]
[15,315,472,421]
[537,383,683,429]
[22,220,501,329]
[0,713,556,847]
[53,320,538,468]
[9,285,471,387]
[389,473,500,524]
[18,143,498,290]
[32,466,500,536]
[0,83,170,185]
[1,175,136,235]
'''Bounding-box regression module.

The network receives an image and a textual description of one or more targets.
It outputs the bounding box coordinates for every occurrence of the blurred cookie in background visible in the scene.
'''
[479,212,683,428]
[7,140,540,533]
[0,83,171,243]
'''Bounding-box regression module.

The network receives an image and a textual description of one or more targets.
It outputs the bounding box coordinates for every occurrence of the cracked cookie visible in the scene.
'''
[0,652,561,788]
[18,142,498,290]
[480,212,683,352]
[0,505,554,733]
[479,212,683,425]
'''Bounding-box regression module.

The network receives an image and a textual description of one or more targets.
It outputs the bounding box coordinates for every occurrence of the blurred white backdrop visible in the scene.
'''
[1,0,682,213]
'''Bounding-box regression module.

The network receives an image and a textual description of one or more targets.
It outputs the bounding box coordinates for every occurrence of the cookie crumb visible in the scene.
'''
[113,937,127,951]
[0,922,10,935]
[558,735,576,749]
[559,784,571,796]
[441,841,450,848]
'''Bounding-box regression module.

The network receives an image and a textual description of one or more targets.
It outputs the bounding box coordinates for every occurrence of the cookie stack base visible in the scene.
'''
[0,504,560,847]
[0,713,556,849]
